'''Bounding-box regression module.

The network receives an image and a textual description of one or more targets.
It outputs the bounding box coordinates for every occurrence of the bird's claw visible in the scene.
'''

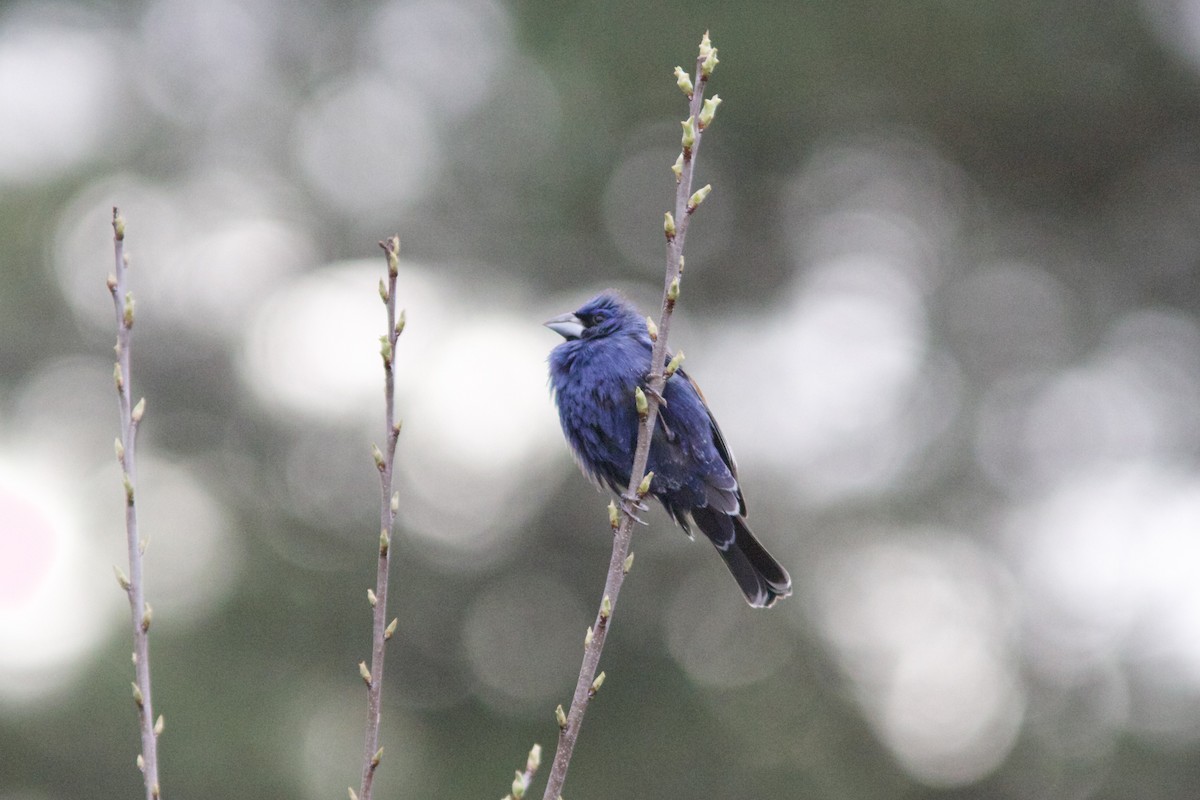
[640,380,667,407]
[618,493,650,527]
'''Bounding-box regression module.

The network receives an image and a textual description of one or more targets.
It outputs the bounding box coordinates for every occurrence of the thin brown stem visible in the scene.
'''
[541,34,719,800]
[109,207,163,800]
[356,236,405,800]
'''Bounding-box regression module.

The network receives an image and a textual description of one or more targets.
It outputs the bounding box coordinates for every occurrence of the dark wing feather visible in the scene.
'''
[680,368,747,516]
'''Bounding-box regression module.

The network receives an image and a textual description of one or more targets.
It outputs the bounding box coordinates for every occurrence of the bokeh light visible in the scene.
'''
[1011,465,1200,686]
[138,0,275,122]
[7,3,1200,798]
[239,260,412,421]
[603,133,734,274]
[88,456,240,628]
[0,455,115,706]
[54,171,316,339]
[811,531,1024,787]
[462,574,588,715]
[0,8,117,184]
[294,76,441,220]
[706,253,944,502]
[665,570,795,688]
[367,0,514,120]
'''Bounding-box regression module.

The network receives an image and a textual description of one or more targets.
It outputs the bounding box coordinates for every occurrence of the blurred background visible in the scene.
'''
[3,0,1200,798]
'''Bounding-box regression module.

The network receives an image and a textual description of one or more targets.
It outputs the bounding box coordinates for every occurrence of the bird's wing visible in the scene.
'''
[678,367,747,516]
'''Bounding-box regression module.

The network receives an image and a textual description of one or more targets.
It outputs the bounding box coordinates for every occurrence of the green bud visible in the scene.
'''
[623,552,635,574]
[131,397,145,423]
[107,273,118,292]
[132,682,144,707]
[123,473,135,505]
[114,363,124,392]
[359,661,372,685]
[663,211,676,239]
[396,309,406,336]
[379,278,389,303]
[699,31,713,60]
[584,626,593,646]
[526,743,541,773]
[637,471,654,498]
[607,500,619,530]
[390,492,400,513]
[383,235,400,276]
[688,183,712,212]
[115,437,125,463]
[380,336,393,364]
[681,116,696,150]
[379,528,390,557]
[136,753,145,772]
[667,277,680,304]
[154,715,164,735]
[634,386,648,419]
[113,209,126,240]
[646,316,658,341]
[372,444,385,470]
[600,595,612,621]
[590,671,606,695]
[513,772,525,799]
[385,617,398,640]
[555,704,567,729]
[367,588,377,607]
[372,747,383,767]
[698,95,722,129]
[671,153,684,182]
[665,350,685,377]
[114,564,130,590]
[141,603,153,632]
[674,65,693,96]
[123,292,135,327]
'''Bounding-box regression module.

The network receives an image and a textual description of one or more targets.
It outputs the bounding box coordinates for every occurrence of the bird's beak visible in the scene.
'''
[544,311,584,340]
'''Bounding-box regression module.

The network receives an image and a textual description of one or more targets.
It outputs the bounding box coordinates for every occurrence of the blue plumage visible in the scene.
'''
[546,292,792,608]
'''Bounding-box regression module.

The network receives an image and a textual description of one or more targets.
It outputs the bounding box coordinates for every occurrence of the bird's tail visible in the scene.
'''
[691,507,792,608]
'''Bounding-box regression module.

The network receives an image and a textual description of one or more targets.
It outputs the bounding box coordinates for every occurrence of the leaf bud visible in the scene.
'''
[687,183,712,212]
[698,95,722,129]
[673,65,693,96]
[681,116,696,150]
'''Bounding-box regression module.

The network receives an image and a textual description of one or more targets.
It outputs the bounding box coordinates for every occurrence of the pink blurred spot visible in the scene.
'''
[0,486,57,605]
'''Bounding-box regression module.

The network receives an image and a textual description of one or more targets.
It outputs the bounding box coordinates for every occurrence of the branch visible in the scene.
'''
[108,208,164,800]
[353,236,406,800]
[540,32,722,800]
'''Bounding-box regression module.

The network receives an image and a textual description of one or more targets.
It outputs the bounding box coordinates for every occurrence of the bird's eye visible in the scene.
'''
[592,312,606,324]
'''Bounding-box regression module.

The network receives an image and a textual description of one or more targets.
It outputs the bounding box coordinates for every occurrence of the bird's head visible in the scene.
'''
[544,292,639,342]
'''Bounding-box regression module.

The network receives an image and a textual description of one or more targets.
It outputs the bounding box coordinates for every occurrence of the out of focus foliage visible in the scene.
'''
[3,1,1200,798]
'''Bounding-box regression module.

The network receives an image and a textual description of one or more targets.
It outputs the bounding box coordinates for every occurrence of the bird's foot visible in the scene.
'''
[618,493,650,527]
[640,380,667,407]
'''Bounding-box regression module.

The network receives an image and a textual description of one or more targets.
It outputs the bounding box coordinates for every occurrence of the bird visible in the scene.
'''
[545,290,792,608]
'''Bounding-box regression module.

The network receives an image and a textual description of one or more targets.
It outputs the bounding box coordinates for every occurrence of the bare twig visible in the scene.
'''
[354,235,405,800]
[541,32,722,800]
[108,207,164,800]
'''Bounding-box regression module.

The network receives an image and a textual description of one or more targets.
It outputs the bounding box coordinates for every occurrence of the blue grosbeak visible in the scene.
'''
[545,291,792,607]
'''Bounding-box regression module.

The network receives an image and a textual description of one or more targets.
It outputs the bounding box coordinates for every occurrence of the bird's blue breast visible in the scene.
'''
[550,334,645,492]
